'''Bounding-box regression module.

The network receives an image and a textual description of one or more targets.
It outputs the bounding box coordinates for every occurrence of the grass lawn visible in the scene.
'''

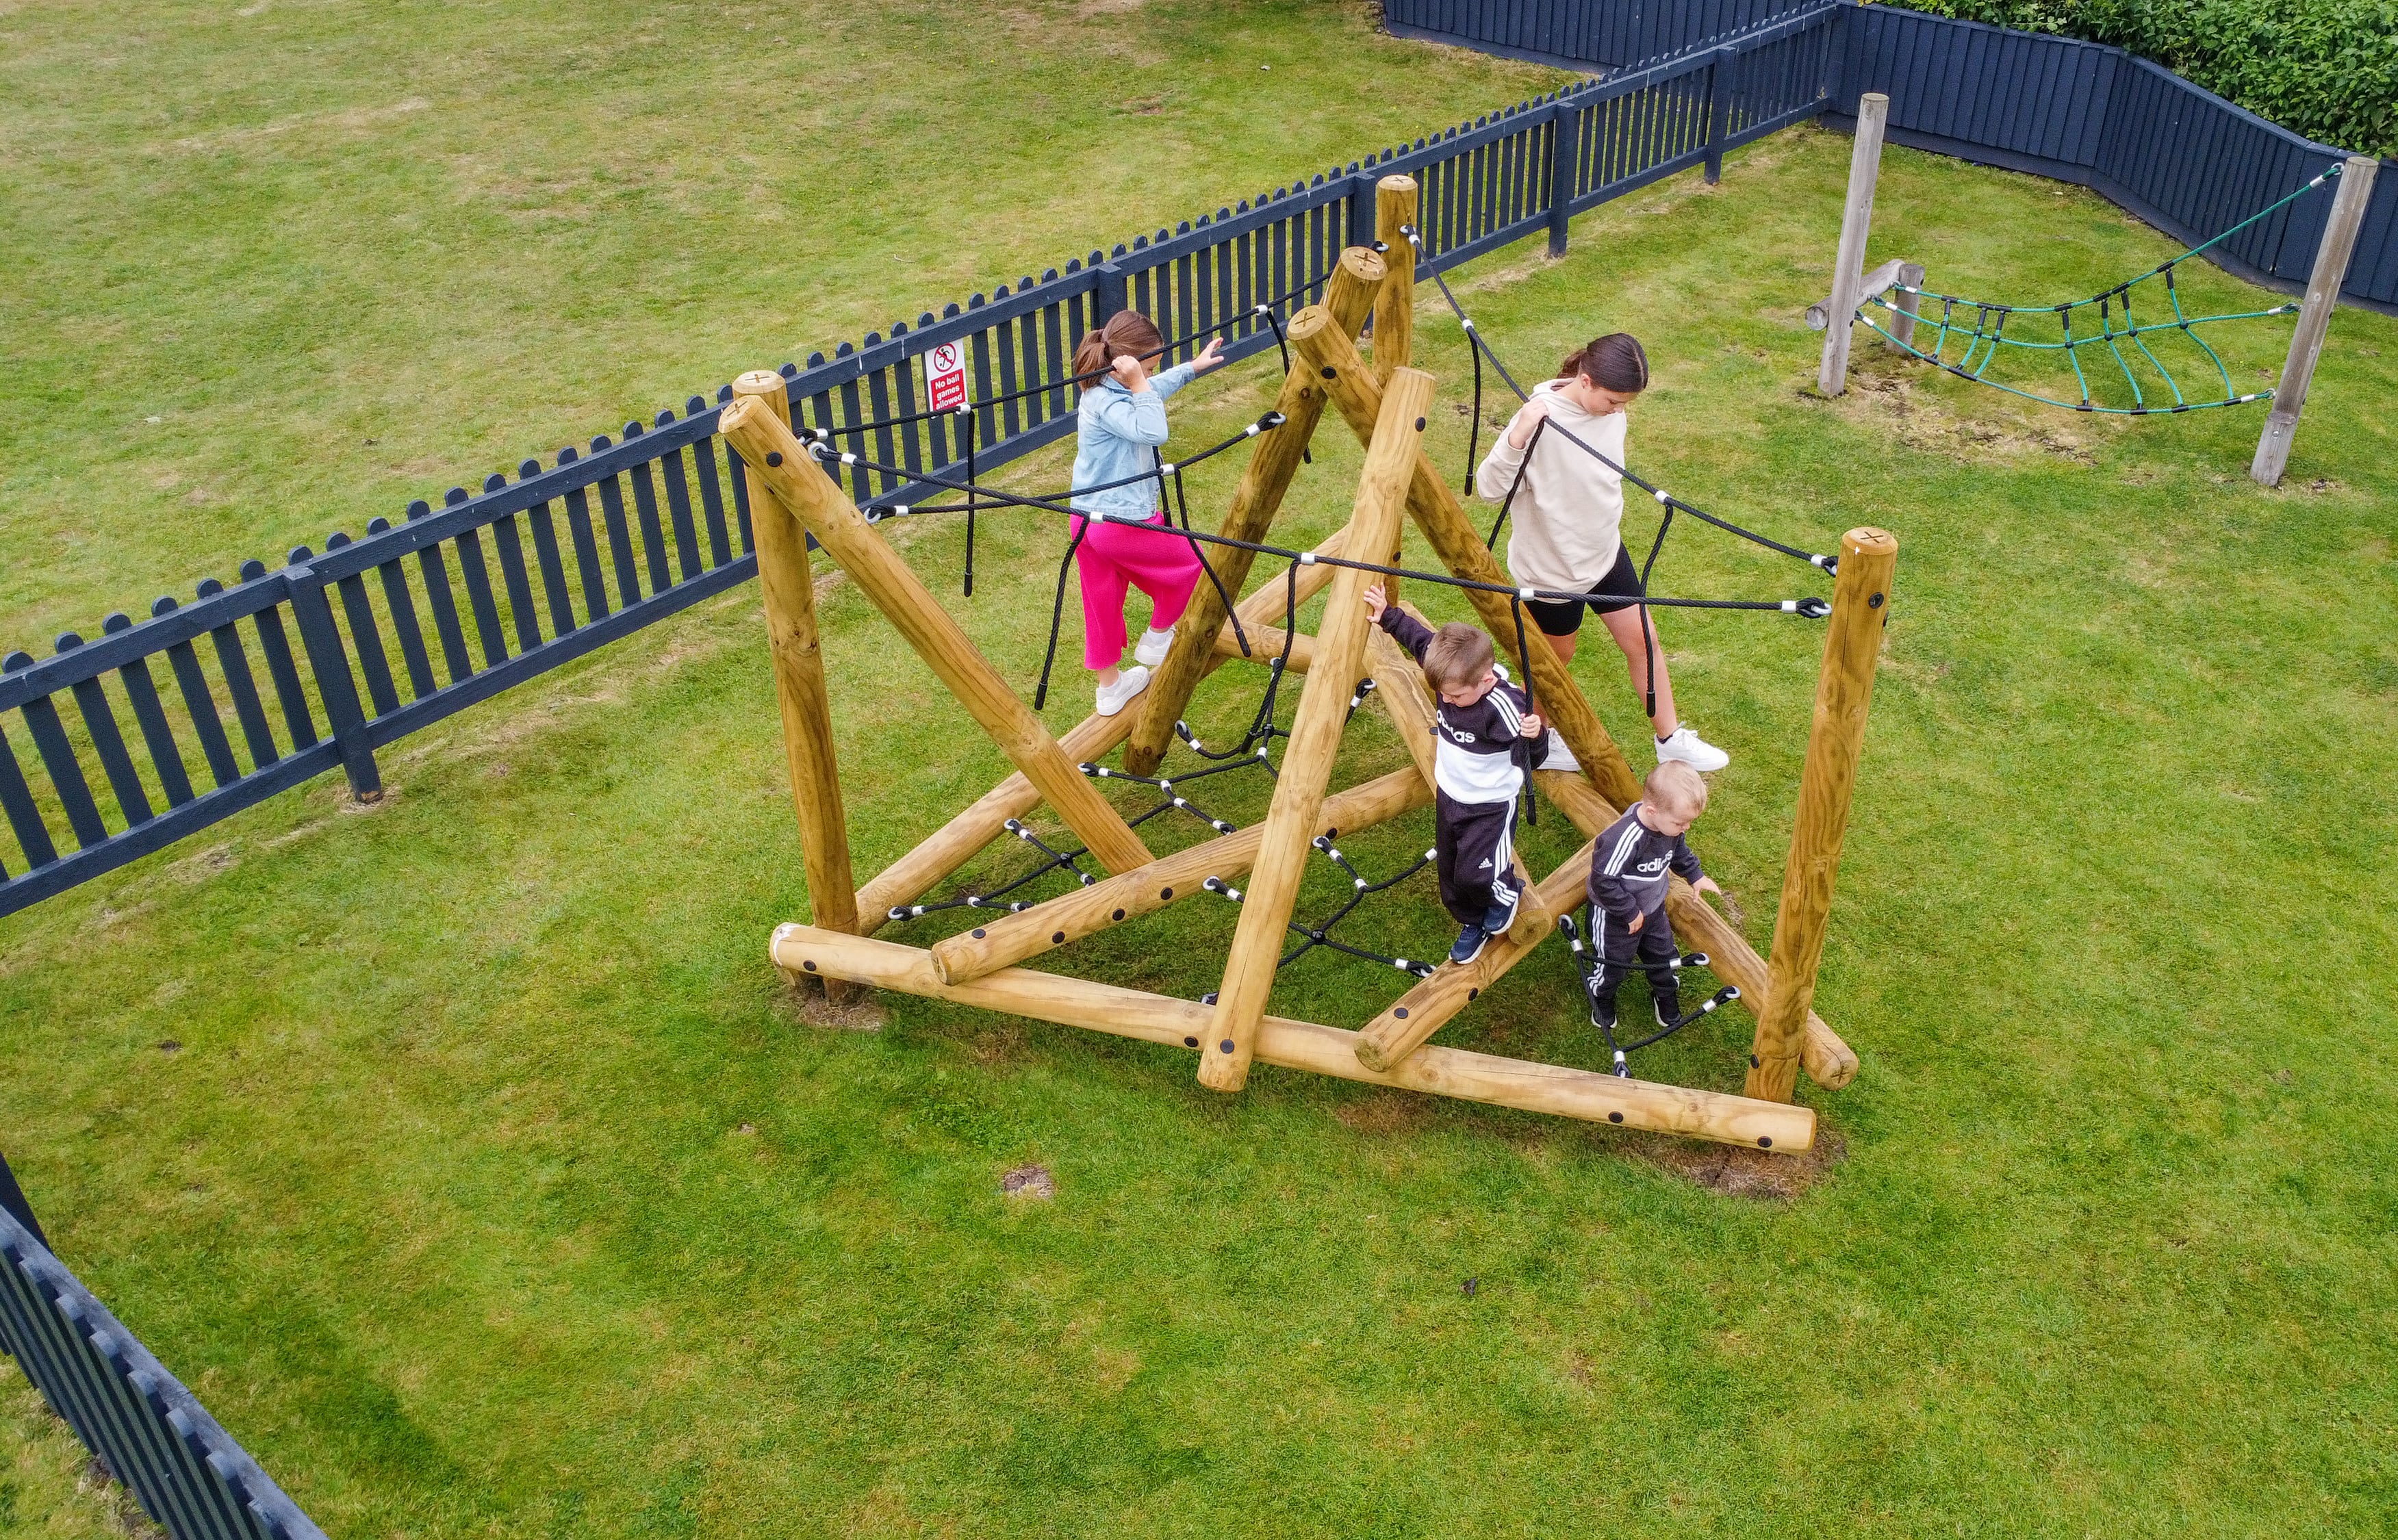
[7,3,2398,1535]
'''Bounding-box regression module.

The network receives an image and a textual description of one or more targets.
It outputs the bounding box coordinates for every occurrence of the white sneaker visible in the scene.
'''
[1655,725,1729,773]
[1134,626,1175,668]
[1095,665,1151,717]
[1541,729,1581,774]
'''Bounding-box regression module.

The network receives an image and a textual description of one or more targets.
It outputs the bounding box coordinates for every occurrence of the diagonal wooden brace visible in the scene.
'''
[718,394,1153,875]
[1199,368,1438,1092]
[856,526,1352,927]
[1535,768,1858,1090]
[1290,316,1647,812]
[1124,247,1389,776]
[928,765,1429,985]
[1353,834,1598,1071]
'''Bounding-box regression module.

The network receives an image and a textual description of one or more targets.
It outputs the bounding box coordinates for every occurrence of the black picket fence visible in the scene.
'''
[0,1201,324,1539]
[0,10,1840,923]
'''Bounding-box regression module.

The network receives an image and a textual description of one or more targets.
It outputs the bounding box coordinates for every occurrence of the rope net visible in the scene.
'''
[1849,163,2341,415]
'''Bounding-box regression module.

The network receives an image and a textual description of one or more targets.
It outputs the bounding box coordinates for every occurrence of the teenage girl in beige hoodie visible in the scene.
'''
[1475,333,1729,773]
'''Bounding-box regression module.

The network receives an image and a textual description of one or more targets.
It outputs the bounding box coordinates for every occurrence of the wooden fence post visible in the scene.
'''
[2251,155,2380,487]
[1199,368,1437,1093]
[1705,45,1737,185]
[1745,526,1896,1103]
[1817,92,1889,398]
[1121,250,1387,778]
[732,370,860,997]
[717,394,1154,876]
[1547,100,1579,256]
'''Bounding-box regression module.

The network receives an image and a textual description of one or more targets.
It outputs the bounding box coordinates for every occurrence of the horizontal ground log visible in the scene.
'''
[770,925,1814,1152]
[928,765,1430,984]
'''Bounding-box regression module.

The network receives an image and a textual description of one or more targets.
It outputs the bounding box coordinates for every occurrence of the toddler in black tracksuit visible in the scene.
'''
[1364,586,1548,966]
[1586,759,1724,1029]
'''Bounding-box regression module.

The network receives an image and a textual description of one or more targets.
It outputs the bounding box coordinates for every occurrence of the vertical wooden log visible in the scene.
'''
[717,394,1154,875]
[1199,368,1436,1093]
[1891,261,1926,350]
[1292,315,1647,811]
[2252,155,2378,487]
[1121,249,1388,777]
[733,371,861,998]
[1745,527,1896,1103]
[1372,177,1418,386]
[1817,92,1889,398]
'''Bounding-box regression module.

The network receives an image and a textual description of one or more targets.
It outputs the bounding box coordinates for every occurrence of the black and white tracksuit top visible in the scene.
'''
[1377,610,1548,804]
[1588,803,1705,920]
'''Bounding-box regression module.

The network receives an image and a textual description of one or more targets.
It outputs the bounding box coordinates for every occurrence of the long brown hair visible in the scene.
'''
[1556,333,1650,393]
[1072,311,1167,391]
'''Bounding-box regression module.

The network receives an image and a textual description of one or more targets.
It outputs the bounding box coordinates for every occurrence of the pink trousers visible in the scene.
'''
[1073,513,1202,670]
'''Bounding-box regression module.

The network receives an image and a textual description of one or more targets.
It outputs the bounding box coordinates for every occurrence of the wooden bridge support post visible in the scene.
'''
[1199,367,1438,1092]
[717,394,1154,875]
[1122,248,1388,776]
[732,370,860,998]
[1817,92,1889,398]
[2252,155,2380,487]
[1745,527,1896,1103]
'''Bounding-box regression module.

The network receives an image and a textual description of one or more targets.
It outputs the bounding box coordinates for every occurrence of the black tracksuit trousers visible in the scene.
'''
[1435,791,1524,929]
[1590,902,1681,1010]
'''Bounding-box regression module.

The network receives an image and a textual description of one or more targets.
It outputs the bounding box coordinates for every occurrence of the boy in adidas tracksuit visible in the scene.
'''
[1586,760,1724,1029]
[1364,585,1547,966]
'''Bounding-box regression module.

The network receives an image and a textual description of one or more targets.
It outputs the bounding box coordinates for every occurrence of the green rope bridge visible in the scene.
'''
[1852,162,2344,415]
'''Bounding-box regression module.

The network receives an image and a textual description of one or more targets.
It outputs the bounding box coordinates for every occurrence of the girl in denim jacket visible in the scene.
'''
[1067,311,1226,715]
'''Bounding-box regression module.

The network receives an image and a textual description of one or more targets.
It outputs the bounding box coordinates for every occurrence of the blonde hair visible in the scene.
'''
[1644,759,1709,816]
[1420,623,1496,691]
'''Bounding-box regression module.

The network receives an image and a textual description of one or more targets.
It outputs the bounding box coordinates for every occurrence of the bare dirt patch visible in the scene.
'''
[1829,347,2108,466]
[1001,1163,1055,1198]
[1334,1090,1433,1137]
[1631,1125,1844,1198]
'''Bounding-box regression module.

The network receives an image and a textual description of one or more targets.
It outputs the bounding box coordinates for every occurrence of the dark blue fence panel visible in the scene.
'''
[1385,0,1820,73]
[0,1208,324,1540]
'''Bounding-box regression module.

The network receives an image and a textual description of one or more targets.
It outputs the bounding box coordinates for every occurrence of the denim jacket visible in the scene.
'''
[1069,363,1197,522]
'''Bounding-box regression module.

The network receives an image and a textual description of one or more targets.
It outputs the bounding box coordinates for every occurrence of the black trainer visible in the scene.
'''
[1590,992,1618,1031]
[1653,992,1683,1029]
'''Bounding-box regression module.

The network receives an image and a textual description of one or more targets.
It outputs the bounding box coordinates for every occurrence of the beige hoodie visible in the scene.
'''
[1473,380,1631,594]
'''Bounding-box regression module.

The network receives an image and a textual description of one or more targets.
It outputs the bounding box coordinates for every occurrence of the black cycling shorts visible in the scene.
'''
[1522,546,1645,637]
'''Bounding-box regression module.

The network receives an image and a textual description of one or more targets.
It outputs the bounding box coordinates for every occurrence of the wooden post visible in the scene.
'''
[1122,248,1387,778]
[773,925,1816,1151]
[1200,368,1437,1092]
[1292,315,1647,810]
[1534,768,1857,1090]
[1892,261,1926,350]
[1373,177,1418,386]
[2252,155,2380,487]
[928,766,1429,984]
[1745,527,1895,1103]
[1353,835,1597,1072]
[856,528,1353,926]
[733,370,861,999]
[717,394,1154,875]
[1817,92,1889,398]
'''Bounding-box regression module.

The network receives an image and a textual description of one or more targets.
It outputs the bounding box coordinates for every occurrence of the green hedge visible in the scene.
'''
[1885,0,2398,156]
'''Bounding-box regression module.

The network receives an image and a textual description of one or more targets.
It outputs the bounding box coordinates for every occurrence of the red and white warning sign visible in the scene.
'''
[922,340,969,413]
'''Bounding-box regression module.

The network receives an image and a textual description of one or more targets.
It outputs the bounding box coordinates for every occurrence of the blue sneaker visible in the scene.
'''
[1449,924,1490,966]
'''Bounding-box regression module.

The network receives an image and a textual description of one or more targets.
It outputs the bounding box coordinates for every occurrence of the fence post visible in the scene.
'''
[0,1148,44,1250]
[282,558,384,802]
[1546,99,1579,256]
[1817,91,1889,397]
[2251,155,2380,487]
[1892,260,1926,348]
[1705,46,1737,184]
[1094,263,1127,324]
[1348,170,1377,253]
